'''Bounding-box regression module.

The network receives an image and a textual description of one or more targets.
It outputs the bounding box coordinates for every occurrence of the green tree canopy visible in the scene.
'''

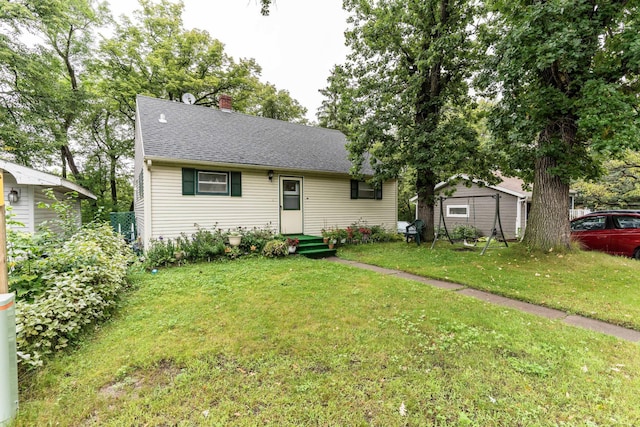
[322,0,492,239]
[95,0,263,121]
[0,0,108,178]
[2,0,308,219]
[574,151,640,209]
[246,83,308,123]
[480,0,640,250]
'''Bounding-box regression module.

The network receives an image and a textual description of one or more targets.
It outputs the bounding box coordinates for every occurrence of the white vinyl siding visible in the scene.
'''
[303,175,397,236]
[148,166,278,241]
[4,176,32,233]
[133,110,146,242]
[143,164,398,246]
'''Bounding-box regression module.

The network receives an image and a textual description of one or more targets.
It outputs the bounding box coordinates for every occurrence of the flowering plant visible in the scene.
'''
[359,227,371,236]
[286,237,300,247]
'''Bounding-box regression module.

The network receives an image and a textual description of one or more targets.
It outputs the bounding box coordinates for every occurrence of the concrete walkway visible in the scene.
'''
[327,257,640,343]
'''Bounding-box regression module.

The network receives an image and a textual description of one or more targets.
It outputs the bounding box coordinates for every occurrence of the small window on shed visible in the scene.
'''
[447,205,469,218]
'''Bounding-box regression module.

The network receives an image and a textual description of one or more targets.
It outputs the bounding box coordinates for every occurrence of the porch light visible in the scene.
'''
[268,170,274,181]
[8,188,19,203]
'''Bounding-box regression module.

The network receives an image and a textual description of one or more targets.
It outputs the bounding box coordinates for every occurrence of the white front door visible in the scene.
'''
[280,177,303,234]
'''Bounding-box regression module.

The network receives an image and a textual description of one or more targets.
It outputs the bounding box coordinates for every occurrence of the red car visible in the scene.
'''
[570,211,640,259]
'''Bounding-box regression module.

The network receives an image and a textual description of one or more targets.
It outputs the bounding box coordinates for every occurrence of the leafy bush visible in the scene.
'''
[238,226,276,253]
[451,224,481,240]
[262,240,289,258]
[8,194,103,301]
[344,220,401,244]
[36,188,82,241]
[142,225,277,268]
[7,228,50,302]
[369,224,403,242]
[15,223,134,368]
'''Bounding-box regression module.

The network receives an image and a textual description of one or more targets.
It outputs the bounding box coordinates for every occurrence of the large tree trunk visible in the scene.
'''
[416,170,437,242]
[522,154,571,250]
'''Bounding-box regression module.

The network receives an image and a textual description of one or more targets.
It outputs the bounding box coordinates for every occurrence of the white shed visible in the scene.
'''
[1,159,97,233]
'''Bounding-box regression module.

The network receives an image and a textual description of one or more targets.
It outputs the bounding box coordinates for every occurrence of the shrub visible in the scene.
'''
[8,228,50,302]
[142,225,278,268]
[239,226,276,253]
[451,224,481,241]
[262,240,289,258]
[15,223,134,368]
[369,225,403,242]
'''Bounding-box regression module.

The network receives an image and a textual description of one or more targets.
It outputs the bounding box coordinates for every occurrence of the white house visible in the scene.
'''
[134,95,397,248]
[1,159,96,233]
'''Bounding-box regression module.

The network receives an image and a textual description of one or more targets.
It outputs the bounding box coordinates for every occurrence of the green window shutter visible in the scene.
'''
[375,184,383,200]
[350,180,359,199]
[138,171,144,199]
[182,168,195,195]
[230,172,242,197]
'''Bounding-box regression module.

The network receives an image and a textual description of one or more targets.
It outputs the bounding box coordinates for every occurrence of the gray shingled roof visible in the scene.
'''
[136,95,370,175]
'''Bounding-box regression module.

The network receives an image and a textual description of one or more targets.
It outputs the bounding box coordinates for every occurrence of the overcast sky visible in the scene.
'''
[106,0,350,122]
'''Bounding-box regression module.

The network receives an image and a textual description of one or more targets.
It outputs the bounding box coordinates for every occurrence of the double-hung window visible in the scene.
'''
[350,180,383,200]
[198,171,228,194]
[182,168,242,197]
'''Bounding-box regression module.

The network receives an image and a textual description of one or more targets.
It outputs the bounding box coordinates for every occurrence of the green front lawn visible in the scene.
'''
[340,241,640,330]
[15,256,640,426]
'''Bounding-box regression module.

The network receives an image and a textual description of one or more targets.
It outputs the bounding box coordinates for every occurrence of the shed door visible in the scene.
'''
[280,177,303,234]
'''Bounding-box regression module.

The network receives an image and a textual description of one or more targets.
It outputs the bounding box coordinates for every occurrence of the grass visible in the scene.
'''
[14,255,640,426]
[339,241,640,330]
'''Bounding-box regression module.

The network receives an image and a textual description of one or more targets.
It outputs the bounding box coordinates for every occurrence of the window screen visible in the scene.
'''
[282,180,300,210]
[198,171,228,194]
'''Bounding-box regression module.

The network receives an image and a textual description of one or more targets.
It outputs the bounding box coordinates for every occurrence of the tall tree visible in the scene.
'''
[330,0,490,240]
[246,82,308,123]
[0,0,108,178]
[317,64,351,132]
[95,0,262,121]
[480,0,640,250]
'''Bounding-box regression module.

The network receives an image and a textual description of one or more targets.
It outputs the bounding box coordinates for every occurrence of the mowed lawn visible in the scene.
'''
[340,241,640,330]
[15,253,640,426]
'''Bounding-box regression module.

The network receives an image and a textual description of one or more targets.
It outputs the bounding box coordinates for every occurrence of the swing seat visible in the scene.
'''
[405,219,425,246]
[463,238,478,247]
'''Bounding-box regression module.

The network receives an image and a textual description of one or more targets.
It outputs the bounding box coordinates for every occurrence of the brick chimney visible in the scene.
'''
[219,94,232,112]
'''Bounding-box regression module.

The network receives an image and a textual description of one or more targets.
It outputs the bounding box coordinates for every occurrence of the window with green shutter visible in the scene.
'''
[230,172,242,197]
[182,168,242,196]
[182,168,195,195]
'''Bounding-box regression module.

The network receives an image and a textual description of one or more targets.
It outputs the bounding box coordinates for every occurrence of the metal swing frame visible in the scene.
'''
[431,192,508,255]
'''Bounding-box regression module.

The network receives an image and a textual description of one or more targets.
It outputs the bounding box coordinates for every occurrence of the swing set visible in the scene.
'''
[430,192,508,255]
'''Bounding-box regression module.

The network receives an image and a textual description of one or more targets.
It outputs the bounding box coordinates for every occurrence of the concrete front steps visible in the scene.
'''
[288,235,336,259]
